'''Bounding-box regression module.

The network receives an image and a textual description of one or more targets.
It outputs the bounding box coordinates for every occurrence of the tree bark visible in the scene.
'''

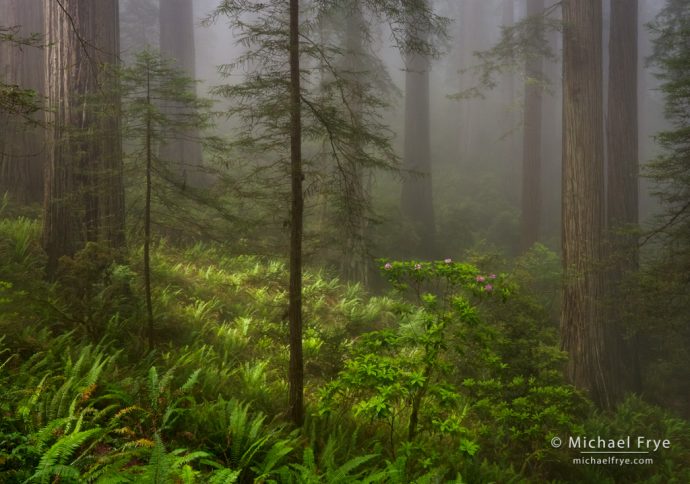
[401,0,435,259]
[43,0,124,272]
[159,0,205,188]
[606,0,640,395]
[288,0,304,427]
[0,0,44,204]
[560,0,614,408]
[520,0,544,251]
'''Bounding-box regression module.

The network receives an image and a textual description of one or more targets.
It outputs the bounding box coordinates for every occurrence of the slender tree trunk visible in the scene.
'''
[144,61,154,351]
[288,0,304,427]
[0,0,44,204]
[606,0,640,395]
[341,2,368,283]
[560,0,614,409]
[43,0,124,273]
[159,0,204,187]
[401,0,435,259]
[520,0,544,251]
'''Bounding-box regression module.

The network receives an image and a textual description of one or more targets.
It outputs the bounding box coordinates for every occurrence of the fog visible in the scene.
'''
[117,0,670,259]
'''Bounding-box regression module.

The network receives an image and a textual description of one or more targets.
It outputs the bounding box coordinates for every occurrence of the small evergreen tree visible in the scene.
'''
[119,50,219,349]
[207,0,447,425]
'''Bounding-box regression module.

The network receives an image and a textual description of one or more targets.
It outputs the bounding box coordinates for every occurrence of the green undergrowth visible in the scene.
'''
[0,216,688,483]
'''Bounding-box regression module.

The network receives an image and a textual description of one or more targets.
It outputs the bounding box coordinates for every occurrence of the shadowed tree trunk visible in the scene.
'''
[606,0,641,395]
[560,0,617,409]
[43,0,124,273]
[401,0,435,259]
[288,0,304,427]
[159,0,205,187]
[520,0,544,251]
[0,0,44,204]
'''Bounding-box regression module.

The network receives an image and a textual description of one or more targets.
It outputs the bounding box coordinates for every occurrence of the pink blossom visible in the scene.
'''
[444,258,452,264]
[384,263,392,270]
[484,284,493,292]
[414,263,422,270]
[476,275,485,283]
[489,273,497,279]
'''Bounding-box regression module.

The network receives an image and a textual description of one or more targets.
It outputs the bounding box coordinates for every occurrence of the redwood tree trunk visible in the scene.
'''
[606,0,640,395]
[159,0,205,187]
[560,0,614,408]
[43,0,124,272]
[288,0,304,427]
[0,0,44,204]
[401,0,435,259]
[520,0,544,251]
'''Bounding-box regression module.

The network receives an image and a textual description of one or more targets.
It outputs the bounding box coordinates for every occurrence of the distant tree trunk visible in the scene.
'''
[501,0,519,208]
[43,0,124,272]
[340,2,369,283]
[560,0,616,409]
[541,17,562,244]
[288,0,304,427]
[144,60,154,351]
[606,0,640,394]
[520,0,544,251]
[0,0,44,204]
[159,0,204,187]
[401,0,435,259]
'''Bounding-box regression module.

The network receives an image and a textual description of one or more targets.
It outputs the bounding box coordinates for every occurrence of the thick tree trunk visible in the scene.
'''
[159,0,205,187]
[520,0,544,251]
[0,0,44,204]
[43,0,124,272]
[606,0,640,395]
[288,0,304,427]
[401,1,435,259]
[560,0,615,408]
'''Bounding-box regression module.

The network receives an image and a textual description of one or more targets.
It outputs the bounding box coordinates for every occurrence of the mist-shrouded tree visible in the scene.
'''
[560,0,617,408]
[400,0,436,259]
[42,0,125,273]
[159,0,206,188]
[119,50,218,350]
[605,0,641,396]
[0,0,44,204]
[642,0,690,415]
[520,0,544,252]
[120,0,159,57]
[207,0,446,425]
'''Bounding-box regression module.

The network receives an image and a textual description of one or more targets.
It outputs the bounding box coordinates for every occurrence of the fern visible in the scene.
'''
[29,427,101,483]
[208,468,241,484]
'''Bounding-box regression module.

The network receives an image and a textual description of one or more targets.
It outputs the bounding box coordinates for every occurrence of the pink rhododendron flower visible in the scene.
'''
[476,275,485,283]
[484,284,493,292]
[444,258,452,264]
[384,263,392,270]
[489,273,497,279]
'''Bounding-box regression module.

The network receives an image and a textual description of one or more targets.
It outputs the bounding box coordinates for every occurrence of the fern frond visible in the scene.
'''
[208,468,241,484]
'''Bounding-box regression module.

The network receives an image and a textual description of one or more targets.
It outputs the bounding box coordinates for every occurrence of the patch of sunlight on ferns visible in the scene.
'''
[0,216,42,269]
[184,297,221,324]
